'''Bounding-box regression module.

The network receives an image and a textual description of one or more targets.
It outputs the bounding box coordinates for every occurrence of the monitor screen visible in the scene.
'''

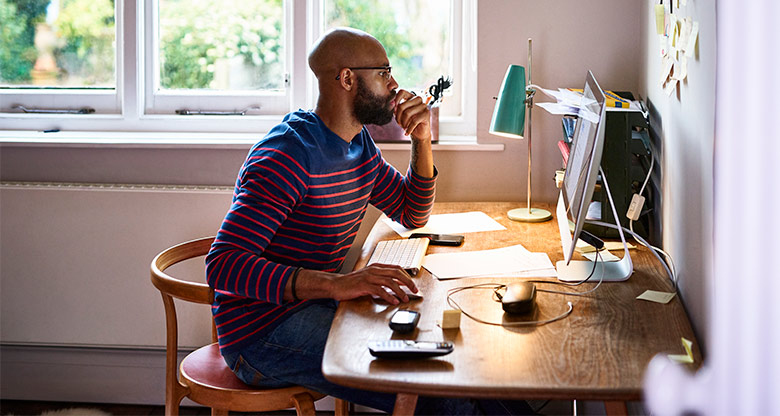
[558,70,607,264]
[555,71,633,282]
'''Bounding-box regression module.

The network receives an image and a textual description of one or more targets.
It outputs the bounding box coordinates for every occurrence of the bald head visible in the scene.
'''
[308,27,387,80]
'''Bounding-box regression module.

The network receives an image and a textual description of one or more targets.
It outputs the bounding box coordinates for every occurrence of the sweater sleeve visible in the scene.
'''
[369,152,437,229]
[205,140,310,305]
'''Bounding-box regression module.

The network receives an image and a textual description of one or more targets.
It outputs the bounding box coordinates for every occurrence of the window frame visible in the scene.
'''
[0,0,476,137]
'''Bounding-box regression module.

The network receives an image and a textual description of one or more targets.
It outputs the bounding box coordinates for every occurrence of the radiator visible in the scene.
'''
[0,182,234,349]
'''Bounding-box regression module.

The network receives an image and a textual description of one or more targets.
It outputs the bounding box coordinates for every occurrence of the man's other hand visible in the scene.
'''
[394,89,432,142]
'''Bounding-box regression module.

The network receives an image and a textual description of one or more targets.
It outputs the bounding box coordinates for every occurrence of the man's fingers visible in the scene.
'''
[368,264,417,292]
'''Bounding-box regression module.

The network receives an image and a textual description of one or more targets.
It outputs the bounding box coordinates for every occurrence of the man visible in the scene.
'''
[206,28,484,414]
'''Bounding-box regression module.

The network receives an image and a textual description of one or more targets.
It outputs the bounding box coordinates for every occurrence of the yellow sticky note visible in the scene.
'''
[655,5,665,35]
[668,337,694,364]
[575,240,635,254]
[637,290,676,304]
[583,249,620,262]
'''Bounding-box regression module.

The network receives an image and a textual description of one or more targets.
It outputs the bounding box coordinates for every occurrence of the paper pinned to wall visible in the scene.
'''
[664,78,678,96]
[678,18,693,54]
[685,21,699,57]
[659,57,674,86]
[382,211,505,238]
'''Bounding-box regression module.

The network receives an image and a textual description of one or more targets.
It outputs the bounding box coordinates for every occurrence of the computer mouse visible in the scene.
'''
[502,282,536,314]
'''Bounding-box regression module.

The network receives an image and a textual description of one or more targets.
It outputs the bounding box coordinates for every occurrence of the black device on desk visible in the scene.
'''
[409,233,464,246]
[368,340,453,359]
[389,309,420,333]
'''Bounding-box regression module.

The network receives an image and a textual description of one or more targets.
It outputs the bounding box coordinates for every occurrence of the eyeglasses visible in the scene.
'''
[335,66,392,81]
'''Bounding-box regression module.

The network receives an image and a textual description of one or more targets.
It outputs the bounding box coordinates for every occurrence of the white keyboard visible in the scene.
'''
[367,238,430,275]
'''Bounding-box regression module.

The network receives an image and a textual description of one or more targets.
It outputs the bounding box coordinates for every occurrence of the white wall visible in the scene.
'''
[638,0,716,350]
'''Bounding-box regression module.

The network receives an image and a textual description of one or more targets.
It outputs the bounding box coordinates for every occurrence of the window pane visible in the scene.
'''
[323,0,451,93]
[158,0,284,91]
[0,0,115,88]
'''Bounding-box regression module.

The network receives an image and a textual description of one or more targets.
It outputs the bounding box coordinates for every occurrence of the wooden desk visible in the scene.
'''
[322,202,700,414]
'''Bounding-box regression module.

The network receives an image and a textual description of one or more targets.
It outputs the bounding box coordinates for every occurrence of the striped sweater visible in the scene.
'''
[205,110,436,354]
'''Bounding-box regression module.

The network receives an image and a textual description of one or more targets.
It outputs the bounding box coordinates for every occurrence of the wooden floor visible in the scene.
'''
[0,400,337,416]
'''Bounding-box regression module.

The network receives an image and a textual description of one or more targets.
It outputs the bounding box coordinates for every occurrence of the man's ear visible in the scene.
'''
[338,69,355,91]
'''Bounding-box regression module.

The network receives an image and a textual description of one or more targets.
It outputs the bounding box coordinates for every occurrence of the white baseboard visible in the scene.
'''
[0,345,347,411]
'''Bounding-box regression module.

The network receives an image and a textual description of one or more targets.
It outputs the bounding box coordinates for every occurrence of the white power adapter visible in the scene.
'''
[626,193,645,221]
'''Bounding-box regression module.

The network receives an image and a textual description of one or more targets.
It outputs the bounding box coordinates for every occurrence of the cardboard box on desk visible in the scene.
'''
[367,106,439,143]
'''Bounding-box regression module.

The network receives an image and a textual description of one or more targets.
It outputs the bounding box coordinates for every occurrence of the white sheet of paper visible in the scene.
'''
[422,244,555,280]
[382,211,505,238]
[685,21,699,58]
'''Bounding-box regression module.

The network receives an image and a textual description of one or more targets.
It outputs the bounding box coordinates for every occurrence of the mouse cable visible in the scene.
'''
[586,219,678,293]
[446,282,575,327]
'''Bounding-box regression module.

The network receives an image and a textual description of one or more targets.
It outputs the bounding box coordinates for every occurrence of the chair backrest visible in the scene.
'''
[151,236,215,305]
[151,237,216,377]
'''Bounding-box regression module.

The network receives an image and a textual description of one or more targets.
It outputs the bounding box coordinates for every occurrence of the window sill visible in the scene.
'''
[0,131,504,152]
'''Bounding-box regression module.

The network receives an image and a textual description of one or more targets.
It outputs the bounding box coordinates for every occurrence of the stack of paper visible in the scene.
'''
[422,243,557,280]
[382,211,506,237]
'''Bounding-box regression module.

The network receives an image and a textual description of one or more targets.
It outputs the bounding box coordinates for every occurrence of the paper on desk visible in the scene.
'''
[637,290,677,304]
[582,249,620,262]
[668,337,695,364]
[576,240,636,253]
[422,244,556,280]
[382,211,505,238]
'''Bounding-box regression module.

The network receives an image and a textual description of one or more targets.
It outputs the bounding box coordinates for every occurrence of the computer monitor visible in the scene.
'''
[555,71,633,282]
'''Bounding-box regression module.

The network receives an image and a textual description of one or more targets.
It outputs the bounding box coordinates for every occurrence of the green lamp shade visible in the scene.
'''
[489,64,527,139]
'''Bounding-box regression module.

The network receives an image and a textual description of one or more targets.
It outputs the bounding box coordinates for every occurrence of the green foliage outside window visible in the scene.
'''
[54,0,115,86]
[325,0,424,89]
[0,0,48,83]
[159,0,284,90]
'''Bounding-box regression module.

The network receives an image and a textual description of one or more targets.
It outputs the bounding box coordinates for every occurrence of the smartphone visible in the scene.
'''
[389,309,420,333]
[409,233,464,246]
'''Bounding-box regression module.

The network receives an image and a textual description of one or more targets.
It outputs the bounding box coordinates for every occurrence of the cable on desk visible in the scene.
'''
[445,252,605,327]
[587,219,678,293]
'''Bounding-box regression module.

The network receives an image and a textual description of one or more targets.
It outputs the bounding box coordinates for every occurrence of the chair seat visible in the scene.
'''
[180,343,251,391]
[179,343,325,412]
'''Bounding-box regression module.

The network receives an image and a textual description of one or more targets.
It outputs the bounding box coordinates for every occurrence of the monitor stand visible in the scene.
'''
[556,168,634,282]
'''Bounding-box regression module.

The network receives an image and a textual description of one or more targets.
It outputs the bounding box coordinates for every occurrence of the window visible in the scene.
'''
[1,0,475,135]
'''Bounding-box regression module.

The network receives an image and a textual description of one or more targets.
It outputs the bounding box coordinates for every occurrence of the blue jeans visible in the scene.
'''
[221,300,484,415]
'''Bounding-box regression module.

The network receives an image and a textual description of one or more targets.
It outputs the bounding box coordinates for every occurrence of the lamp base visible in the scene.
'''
[507,207,552,223]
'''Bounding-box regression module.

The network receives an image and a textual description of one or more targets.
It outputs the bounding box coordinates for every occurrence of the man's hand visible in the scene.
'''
[329,264,418,305]
[394,89,431,142]
[289,264,418,305]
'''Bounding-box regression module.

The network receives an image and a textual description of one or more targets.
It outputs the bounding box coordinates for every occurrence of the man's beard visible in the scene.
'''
[353,79,395,126]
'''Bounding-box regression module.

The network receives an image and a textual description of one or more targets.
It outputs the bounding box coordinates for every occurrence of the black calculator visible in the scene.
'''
[368,340,453,359]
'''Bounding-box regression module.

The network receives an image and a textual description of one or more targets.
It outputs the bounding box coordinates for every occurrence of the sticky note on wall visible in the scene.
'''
[655,4,665,35]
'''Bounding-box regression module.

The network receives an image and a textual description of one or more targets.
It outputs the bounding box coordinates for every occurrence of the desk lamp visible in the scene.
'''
[489,38,552,222]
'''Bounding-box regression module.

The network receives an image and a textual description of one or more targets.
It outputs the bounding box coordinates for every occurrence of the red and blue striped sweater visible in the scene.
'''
[206,110,436,354]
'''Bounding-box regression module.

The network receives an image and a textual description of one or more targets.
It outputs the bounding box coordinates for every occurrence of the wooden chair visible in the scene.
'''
[151,236,349,416]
